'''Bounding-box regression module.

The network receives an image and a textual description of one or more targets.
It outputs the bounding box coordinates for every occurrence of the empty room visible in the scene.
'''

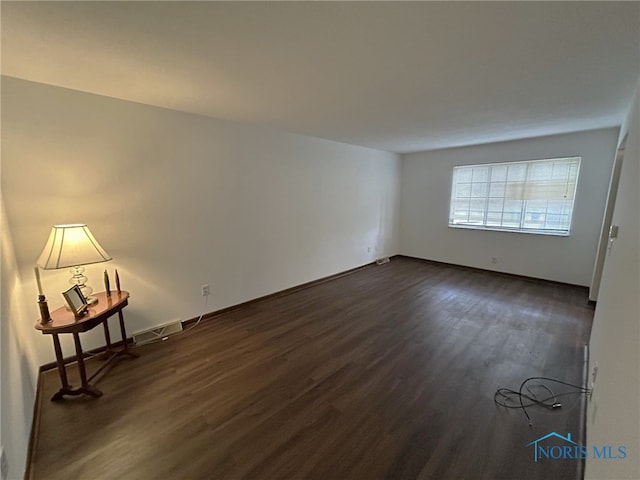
[1,2,639,480]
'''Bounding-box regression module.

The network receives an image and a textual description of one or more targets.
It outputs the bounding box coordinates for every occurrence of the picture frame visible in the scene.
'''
[62,285,88,317]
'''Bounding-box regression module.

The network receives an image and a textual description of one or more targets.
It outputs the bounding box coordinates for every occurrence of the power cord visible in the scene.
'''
[494,376,591,427]
[179,293,209,336]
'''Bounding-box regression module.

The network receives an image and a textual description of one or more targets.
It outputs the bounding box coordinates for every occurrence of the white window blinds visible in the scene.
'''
[449,157,581,235]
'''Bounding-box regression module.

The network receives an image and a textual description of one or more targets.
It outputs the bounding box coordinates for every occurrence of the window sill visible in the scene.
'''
[448,224,570,237]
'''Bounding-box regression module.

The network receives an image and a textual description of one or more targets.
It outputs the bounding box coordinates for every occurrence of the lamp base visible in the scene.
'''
[68,266,98,305]
[85,296,99,305]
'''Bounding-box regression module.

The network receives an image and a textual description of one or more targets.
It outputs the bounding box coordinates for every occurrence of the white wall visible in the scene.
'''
[0,77,400,476]
[1,193,38,480]
[585,80,640,480]
[400,129,618,285]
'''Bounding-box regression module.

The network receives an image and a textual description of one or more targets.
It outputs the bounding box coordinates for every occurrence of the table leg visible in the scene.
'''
[118,310,129,351]
[72,333,102,398]
[50,334,70,401]
[50,333,102,400]
[103,319,113,350]
[118,310,138,358]
[73,333,89,386]
[99,318,114,361]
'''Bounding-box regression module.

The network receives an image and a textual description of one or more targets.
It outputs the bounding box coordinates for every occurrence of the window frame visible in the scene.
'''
[448,156,581,237]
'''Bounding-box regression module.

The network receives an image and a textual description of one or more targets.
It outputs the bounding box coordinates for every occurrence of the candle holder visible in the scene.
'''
[115,269,121,293]
[104,270,111,297]
[38,294,52,324]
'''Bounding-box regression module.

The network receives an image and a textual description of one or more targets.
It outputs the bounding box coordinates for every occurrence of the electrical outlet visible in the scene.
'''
[491,257,498,264]
[1,447,9,480]
[201,284,210,296]
[591,363,599,390]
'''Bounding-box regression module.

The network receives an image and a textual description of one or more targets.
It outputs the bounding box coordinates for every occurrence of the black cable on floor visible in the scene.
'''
[494,376,591,427]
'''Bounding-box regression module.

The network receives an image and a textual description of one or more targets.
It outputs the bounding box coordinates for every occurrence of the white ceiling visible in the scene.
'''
[2,1,639,153]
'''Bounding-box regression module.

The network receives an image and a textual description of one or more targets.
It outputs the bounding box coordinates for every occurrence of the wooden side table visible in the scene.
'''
[35,291,138,401]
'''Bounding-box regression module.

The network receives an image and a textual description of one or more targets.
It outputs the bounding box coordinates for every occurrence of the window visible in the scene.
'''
[449,157,581,236]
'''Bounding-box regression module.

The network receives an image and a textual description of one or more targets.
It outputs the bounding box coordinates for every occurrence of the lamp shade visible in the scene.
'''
[37,224,112,270]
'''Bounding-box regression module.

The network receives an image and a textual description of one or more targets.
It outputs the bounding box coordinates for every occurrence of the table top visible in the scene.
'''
[35,291,130,334]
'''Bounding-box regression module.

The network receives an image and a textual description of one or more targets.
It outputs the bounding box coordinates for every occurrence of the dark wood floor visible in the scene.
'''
[29,257,594,480]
